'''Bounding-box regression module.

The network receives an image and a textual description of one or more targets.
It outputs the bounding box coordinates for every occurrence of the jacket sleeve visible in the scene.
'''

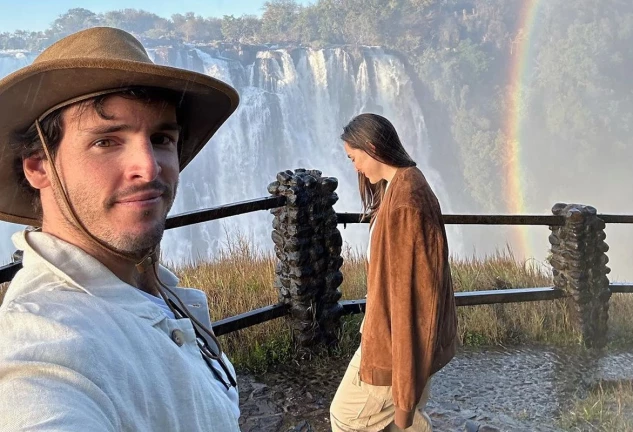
[386,206,445,429]
[0,312,120,432]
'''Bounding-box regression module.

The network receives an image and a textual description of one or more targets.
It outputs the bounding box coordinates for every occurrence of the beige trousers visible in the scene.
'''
[330,346,432,432]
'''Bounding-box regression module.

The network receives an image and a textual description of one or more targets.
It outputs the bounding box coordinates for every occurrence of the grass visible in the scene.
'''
[168,238,633,372]
[605,293,633,348]
[4,235,632,371]
[451,249,581,347]
[560,381,633,431]
[173,235,291,373]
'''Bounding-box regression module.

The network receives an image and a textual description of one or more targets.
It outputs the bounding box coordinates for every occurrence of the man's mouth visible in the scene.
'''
[116,190,163,206]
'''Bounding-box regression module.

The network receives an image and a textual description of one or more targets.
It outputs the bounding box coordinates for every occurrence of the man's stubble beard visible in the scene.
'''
[53,179,179,260]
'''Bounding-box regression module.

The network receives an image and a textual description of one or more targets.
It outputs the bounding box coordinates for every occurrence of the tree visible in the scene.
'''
[102,9,170,38]
[260,0,302,43]
[313,0,345,44]
[172,12,212,42]
[221,15,261,44]
[50,8,100,38]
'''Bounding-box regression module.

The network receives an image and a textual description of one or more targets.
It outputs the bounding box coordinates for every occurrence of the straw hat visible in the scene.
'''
[0,27,239,226]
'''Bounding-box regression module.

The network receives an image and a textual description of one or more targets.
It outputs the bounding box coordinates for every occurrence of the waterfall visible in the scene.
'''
[0,51,36,78]
[0,45,456,264]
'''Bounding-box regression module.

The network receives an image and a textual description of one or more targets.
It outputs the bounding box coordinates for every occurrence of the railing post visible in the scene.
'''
[268,169,344,348]
[548,203,611,348]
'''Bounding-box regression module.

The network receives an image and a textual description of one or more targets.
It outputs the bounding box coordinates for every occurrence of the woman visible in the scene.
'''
[330,114,457,431]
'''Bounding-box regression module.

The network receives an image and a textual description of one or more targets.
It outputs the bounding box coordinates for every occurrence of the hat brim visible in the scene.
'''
[0,58,239,226]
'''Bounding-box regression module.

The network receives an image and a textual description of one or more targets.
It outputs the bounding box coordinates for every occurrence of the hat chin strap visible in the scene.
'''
[34,120,156,272]
[34,119,235,388]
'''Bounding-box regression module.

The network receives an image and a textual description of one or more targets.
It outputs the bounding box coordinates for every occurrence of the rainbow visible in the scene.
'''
[504,0,543,259]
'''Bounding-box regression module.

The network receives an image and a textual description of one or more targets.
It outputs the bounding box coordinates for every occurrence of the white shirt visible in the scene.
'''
[367,180,390,262]
[138,289,177,318]
[0,230,240,431]
[136,290,239,416]
[363,181,390,334]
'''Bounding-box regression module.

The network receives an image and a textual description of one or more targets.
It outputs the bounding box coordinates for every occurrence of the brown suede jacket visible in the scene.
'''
[360,166,457,429]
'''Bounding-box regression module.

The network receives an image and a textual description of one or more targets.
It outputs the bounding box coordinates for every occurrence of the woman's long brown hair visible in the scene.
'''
[341,113,416,221]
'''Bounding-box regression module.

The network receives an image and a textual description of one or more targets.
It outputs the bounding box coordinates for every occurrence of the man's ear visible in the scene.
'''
[23,154,51,190]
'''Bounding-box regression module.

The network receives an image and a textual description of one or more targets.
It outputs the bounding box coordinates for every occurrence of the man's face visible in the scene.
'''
[44,95,180,256]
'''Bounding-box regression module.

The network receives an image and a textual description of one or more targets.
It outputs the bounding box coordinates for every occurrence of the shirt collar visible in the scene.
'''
[9,230,212,326]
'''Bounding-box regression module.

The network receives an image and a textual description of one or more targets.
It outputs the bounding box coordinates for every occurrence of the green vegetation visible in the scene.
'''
[164,238,627,373]
[560,381,633,431]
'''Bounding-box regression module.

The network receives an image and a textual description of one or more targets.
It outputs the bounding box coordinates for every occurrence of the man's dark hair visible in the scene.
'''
[11,86,183,217]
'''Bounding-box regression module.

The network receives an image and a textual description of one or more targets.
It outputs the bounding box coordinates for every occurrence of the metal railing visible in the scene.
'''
[2,195,632,336]
[0,196,287,282]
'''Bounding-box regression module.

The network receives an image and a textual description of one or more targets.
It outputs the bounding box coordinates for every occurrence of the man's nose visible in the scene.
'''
[127,140,161,181]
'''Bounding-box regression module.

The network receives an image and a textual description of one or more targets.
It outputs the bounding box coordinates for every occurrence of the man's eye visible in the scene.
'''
[94,139,113,148]
[152,134,177,146]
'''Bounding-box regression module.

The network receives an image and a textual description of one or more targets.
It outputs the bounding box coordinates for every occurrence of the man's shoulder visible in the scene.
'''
[0,292,110,367]
[0,287,148,380]
[2,285,101,322]
[0,287,122,351]
[3,279,92,311]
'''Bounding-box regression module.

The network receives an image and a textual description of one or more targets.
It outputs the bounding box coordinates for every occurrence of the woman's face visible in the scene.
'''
[344,142,383,184]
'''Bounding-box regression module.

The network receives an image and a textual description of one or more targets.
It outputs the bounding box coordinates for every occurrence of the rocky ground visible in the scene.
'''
[238,346,633,431]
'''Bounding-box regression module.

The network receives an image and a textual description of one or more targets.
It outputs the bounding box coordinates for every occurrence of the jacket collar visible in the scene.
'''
[386,166,409,190]
[8,230,212,327]
[376,167,406,216]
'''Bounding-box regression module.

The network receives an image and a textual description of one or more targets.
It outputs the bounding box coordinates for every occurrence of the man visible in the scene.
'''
[0,27,241,431]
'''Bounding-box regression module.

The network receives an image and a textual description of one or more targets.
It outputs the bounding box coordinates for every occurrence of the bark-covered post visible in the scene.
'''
[268,169,344,347]
[548,203,611,348]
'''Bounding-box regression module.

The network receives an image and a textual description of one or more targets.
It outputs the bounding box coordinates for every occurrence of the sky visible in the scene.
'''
[0,0,313,33]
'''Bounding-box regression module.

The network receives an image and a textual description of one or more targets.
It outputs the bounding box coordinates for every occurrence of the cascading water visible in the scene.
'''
[0,44,456,265]
[0,51,36,78]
